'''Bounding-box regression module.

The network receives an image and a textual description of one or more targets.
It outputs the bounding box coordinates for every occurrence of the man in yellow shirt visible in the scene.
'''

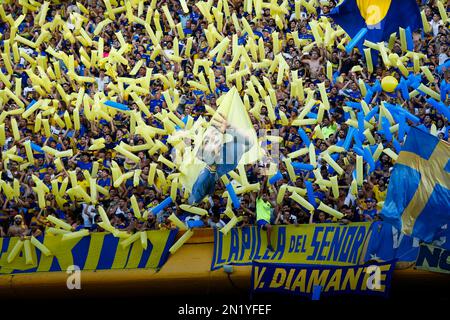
[256,176,277,252]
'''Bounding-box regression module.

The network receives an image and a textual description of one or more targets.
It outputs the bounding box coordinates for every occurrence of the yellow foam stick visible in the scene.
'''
[24,140,34,163]
[76,185,93,203]
[317,202,344,219]
[220,216,242,235]
[330,175,339,199]
[55,150,73,158]
[138,231,148,250]
[94,18,112,35]
[30,236,51,256]
[7,239,24,264]
[114,144,140,163]
[317,82,330,110]
[395,59,409,77]
[399,27,407,52]
[130,195,142,219]
[130,59,144,76]
[46,215,73,231]
[5,87,25,107]
[157,154,176,170]
[420,66,435,83]
[177,203,209,217]
[356,155,363,186]
[179,0,189,13]
[437,0,448,23]
[288,147,309,159]
[169,229,194,253]
[290,191,314,212]
[147,163,157,186]
[120,232,141,249]
[421,10,431,33]
[2,53,13,75]
[308,143,317,168]
[284,158,297,182]
[170,178,178,200]
[14,76,21,99]
[53,113,66,128]
[0,69,11,88]
[418,84,440,101]
[383,148,398,161]
[12,43,20,65]
[133,169,142,187]
[98,206,110,225]
[168,212,188,230]
[413,53,420,73]
[276,184,287,204]
[162,5,175,29]
[10,117,20,141]
[322,153,344,176]
[363,129,376,145]
[89,178,97,204]
[62,229,90,242]
[22,239,33,265]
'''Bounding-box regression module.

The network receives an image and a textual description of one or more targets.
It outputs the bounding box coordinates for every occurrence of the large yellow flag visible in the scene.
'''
[179,87,261,192]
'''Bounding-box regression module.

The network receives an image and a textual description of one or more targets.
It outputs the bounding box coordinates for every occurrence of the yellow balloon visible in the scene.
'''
[381,76,398,93]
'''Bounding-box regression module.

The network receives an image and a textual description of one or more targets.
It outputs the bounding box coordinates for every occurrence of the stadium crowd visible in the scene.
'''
[0,0,448,239]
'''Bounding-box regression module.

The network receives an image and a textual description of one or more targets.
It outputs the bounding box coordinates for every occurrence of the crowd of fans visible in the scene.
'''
[0,0,448,239]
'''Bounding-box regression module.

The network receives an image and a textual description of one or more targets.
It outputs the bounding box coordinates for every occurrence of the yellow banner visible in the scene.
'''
[0,230,177,274]
[212,223,371,270]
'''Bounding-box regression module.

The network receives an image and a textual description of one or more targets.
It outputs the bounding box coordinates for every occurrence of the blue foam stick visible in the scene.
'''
[353,132,363,149]
[298,128,311,147]
[357,112,365,140]
[292,162,314,171]
[393,138,402,153]
[398,113,406,142]
[306,112,318,119]
[150,197,173,214]
[399,108,420,123]
[346,101,362,111]
[305,180,317,209]
[405,27,414,51]
[372,79,382,93]
[312,285,322,301]
[30,142,44,153]
[26,100,37,110]
[226,183,240,209]
[364,105,379,122]
[407,74,421,89]
[436,60,450,74]
[342,127,356,150]
[353,147,365,157]
[364,89,374,104]
[104,100,130,111]
[427,98,450,119]
[363,148,375,173]
[441,80,448,102]
[345,28,368,53]
[382,117,393,142]
[399,79,410,100]
[269,171,283,185]
[332,71,340,84]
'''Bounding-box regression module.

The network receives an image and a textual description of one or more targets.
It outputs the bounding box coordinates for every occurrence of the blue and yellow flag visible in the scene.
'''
[329,0,421,43]
[381,127,450,244]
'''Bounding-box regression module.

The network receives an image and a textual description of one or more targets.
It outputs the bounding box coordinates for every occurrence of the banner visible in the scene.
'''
[251,260,396,298]
[0,230,177,274]
[211,223,371,270]
[364,221,420,263]
[415,243,450,274]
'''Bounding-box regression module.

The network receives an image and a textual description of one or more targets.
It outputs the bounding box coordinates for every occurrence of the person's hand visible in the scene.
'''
[211,112,229,133]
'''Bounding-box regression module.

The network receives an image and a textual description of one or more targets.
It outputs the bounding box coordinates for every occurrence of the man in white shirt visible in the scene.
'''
[430,13,443,37]
[96,70,110,92]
